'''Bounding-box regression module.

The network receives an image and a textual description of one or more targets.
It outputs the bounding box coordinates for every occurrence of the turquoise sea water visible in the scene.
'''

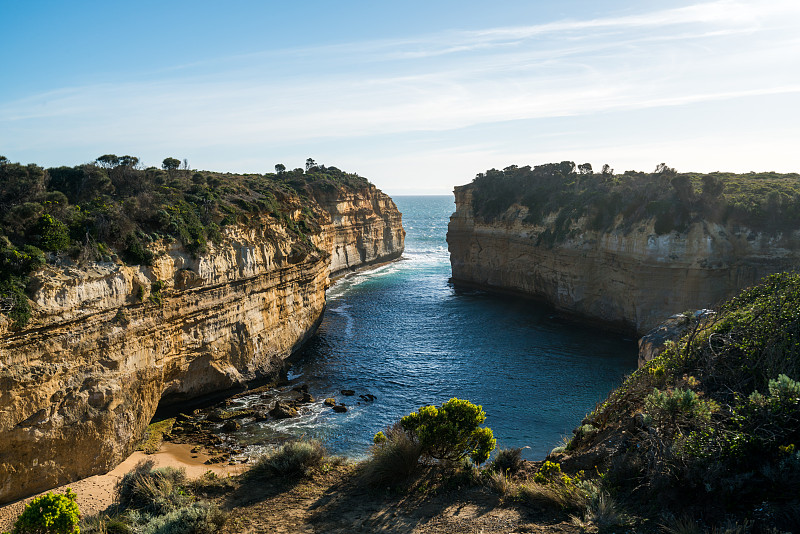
[231,195,637,460]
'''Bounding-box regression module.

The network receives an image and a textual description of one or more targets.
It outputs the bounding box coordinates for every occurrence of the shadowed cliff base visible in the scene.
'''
[449,276,639,336]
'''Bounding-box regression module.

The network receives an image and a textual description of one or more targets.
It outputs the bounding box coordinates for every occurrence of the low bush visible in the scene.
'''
[81,462,227,534]
[400,398,496,465]
[80,513,131,534]
[644,387,718,427]
[249,440,326,479]
[488,447,524,475]
[9,488,80,534]
[361,423,422,487]
[134,502,225,534]
[115,461,189,515]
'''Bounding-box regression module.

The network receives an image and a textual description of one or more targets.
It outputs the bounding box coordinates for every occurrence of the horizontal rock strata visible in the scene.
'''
[447,184,799,336]
[0,185,403,503]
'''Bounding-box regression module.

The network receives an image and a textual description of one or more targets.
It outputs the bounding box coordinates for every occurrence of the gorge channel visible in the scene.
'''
[219,195,637,461]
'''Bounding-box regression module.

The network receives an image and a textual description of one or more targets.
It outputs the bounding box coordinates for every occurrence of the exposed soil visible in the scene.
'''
[210,465,587,534]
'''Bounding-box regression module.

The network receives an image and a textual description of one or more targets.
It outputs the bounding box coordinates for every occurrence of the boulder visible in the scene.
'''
[341,389,355,396]
[206,410,225,422]
[270,401,299,419]
[221,420,240,432]
[323,398,336,406]
[332,404,348,413]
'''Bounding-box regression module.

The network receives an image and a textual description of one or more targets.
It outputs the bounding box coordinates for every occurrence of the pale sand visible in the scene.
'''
[0,443,244,531]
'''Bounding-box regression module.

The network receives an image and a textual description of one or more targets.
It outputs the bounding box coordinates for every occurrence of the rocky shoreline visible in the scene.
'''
[161,379,380,467]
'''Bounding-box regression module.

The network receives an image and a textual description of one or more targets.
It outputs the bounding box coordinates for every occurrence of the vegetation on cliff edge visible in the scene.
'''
[0,155,373,327]
[469,162,800,246]
[560,272,800,531]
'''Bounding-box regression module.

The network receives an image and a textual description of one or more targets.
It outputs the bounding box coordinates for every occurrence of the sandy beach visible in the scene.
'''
[0,443,244,531]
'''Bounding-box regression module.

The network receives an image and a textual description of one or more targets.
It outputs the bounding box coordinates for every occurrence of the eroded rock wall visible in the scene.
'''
[315,184,405,277]
[447,185,799,335]
[0,186,403,503]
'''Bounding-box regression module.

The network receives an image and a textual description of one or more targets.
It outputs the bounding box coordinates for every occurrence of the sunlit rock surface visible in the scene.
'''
[0,185,404,503]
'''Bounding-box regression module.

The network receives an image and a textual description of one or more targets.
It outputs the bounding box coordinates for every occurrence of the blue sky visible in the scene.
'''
[2,1,799,195]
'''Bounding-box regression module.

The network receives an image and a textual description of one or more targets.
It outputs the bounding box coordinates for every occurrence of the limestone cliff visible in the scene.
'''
[448,184,800,335]
[0,185,403,504]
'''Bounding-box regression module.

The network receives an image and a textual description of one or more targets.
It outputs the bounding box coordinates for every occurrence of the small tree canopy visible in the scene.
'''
[400,398,496,464]
[118,155,139,168]
[95,154,120,169]
[162,157,181,171]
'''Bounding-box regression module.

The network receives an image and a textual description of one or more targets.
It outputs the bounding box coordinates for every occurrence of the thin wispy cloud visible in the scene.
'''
[1,0,799,188]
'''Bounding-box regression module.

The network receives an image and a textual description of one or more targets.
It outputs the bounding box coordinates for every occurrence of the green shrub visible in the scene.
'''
[767,374,800,403]
[0,276,32,328]
[534,460,564,484]
[149,281,164,306]
[249,440,326,479]
[122,236,153,266]
[400,398,496,464]
[35,214,70,252]
[11,488,80,534]
[188,471,235,497]
[644,388,718,426]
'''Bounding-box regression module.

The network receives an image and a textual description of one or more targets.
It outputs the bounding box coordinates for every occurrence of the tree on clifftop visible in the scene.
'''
[95,154,120,169]
[162,157,181,171]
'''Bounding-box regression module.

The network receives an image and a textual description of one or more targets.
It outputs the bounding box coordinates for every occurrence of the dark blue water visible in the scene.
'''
[232,196,636,460]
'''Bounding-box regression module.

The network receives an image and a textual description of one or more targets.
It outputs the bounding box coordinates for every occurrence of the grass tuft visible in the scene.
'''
[115,460,189,515]
[248,440,327,479]
[360,423,422,487]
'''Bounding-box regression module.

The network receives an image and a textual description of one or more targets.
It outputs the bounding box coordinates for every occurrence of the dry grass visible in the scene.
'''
[248,440,327,479]
[360,424,422,487]
[485,471,514,496]
[515,479,588,511]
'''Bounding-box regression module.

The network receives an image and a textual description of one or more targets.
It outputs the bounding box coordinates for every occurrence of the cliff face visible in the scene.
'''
[0,186,403,504]
[315,184,405,277]
[447,185,799,335]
